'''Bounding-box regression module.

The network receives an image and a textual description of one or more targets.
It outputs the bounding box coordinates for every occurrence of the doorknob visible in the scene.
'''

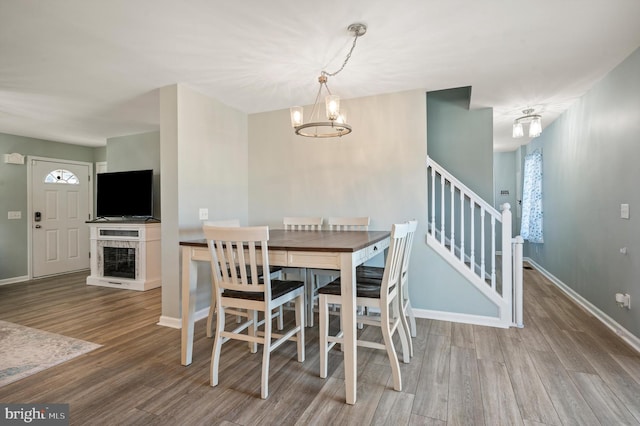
[35,225,41,229]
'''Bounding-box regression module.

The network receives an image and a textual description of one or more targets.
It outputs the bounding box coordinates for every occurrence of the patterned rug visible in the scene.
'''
[0,320,101,387]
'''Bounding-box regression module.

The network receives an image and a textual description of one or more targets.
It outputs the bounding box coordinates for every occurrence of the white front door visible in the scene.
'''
[31,159,91,278]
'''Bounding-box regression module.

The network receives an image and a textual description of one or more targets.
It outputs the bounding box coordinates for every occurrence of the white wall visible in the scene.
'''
[160,84,249,319]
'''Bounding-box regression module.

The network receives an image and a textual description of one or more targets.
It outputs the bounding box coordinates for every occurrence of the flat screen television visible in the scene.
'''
[96,169,154,218]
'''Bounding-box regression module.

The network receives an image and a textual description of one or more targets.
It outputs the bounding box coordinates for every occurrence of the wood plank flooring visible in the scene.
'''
[0,267,638,425]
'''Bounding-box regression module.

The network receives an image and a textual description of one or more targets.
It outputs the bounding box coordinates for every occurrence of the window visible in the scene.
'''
[520,149,543,243]
[44,169,79,184]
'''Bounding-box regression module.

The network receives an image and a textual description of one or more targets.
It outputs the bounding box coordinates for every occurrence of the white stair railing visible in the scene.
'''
[426,156,522,327]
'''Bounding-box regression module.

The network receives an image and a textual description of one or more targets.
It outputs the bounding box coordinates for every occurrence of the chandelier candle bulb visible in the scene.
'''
[290,106,303,127]
[529,116,542,137]
[326,95,340,120]
[512,122,524,138]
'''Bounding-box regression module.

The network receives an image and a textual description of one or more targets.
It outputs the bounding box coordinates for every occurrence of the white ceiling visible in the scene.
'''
[2,0,640,151]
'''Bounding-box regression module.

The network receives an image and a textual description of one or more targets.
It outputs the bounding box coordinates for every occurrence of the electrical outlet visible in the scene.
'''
[616,292,631,309]
[198,208,209,221]
[8,211,21,219]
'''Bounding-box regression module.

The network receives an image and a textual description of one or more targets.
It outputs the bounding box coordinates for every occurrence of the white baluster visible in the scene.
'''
[450,183,455,254]
[460,192,465,262]
[430,166,435,236]
[440,177,445,245]
[491,215,496,291]
[469,200,475,271]
[480,208,485,281]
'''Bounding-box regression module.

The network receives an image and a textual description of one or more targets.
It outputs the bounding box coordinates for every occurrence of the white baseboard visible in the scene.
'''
[0,275,29,286]
[412,308,510,329]
[525,257,640,353]
[157,307,210,329]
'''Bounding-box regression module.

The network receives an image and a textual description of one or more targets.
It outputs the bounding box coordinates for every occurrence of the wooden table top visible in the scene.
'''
[180,229,390,253]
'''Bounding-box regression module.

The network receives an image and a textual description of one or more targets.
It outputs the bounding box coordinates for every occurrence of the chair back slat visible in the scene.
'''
[379,223,409,302]
[401,220,418,279]
[283,216,323,231]
[204,225,271,295]
[327,216,370,231]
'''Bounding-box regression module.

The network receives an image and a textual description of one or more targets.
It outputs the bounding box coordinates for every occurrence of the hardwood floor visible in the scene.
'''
[0,267,638,425]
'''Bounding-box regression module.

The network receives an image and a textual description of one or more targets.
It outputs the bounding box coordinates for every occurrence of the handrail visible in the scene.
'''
[427,156,501,218]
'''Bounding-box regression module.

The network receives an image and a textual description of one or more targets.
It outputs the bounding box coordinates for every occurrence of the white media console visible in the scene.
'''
[87,221,161,291]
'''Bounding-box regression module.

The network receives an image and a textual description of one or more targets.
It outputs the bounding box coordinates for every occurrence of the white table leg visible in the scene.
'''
[340,252,357,404]
[181,246,197,366]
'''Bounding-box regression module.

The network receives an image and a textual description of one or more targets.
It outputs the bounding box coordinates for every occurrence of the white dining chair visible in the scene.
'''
[357,219,418,356]
[318,222,410,391]
[204,219,284,337]
[282,216,323,326]
[204,225,305,399]
[307,216,370,327]
[283,216,323,231]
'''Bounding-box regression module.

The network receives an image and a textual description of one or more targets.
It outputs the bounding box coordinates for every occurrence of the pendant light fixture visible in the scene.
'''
[513,108,543,138]
[290,23,367,138]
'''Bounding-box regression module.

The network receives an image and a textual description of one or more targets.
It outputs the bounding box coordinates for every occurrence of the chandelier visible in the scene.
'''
[290,23,367,138]
[512,108,542,138]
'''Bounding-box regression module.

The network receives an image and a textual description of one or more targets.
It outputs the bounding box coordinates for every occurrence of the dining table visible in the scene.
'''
[179,228,390,405]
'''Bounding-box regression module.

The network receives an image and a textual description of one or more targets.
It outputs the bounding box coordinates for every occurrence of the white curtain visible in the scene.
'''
[520,149,543,243]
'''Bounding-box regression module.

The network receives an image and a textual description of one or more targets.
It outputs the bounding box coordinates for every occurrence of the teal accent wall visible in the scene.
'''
[0,133,96,280]
[494,151,518,244]
[525,47,640,338]
[427,87,494,202]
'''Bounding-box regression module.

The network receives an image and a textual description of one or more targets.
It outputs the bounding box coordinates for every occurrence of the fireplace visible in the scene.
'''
[96,239,139,281]
[103,246,136,279]
[87,222,161,291]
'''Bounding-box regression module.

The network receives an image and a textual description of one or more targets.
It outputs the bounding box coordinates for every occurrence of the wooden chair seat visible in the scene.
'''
[355,265,384,280]
[318,280,391,299]
[223,280,304,301]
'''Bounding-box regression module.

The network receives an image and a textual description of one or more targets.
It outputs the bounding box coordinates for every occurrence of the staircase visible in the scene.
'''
[426,156,523,328]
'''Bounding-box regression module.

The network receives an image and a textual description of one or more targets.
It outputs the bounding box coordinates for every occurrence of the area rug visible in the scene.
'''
[0,320,101,387]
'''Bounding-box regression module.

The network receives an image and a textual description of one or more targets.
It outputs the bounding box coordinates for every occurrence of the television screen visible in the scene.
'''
[96,169,153,218]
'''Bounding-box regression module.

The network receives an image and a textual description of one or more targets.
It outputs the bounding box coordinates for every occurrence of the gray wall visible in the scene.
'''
[0,133,97,280]
[525,47,640,337]
[106,131,161,219]
[248,89,498,318]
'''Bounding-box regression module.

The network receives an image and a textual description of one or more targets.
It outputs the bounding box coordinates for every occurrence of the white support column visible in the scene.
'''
[500,203,513,324]
[513,236,524,328]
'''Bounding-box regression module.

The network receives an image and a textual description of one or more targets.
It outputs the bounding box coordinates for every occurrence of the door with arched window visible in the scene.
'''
[31,158,92,278]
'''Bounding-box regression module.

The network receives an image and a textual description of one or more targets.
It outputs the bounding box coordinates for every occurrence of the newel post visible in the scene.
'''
[500,203,513,324]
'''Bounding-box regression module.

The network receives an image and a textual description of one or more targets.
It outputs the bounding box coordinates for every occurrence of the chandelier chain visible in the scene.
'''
[322,32,362,78]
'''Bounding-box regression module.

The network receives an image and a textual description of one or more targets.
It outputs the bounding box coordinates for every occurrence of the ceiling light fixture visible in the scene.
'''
[513,108,542,138]
[290,23,367,138]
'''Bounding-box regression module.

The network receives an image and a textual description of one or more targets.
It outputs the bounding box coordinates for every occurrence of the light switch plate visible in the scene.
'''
[199,208,209,221]
[8,211,21,219]
[621,203,630,219]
